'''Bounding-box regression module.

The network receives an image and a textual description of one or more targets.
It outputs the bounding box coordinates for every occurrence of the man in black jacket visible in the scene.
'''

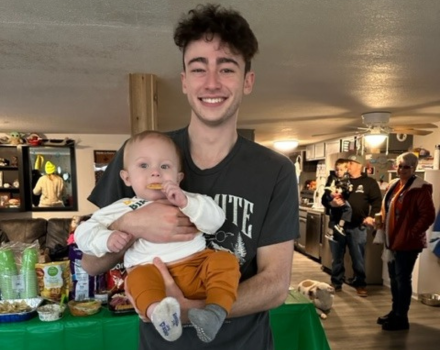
[322,154,382,297]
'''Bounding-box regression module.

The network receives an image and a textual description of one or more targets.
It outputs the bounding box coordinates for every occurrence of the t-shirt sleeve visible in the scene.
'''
[88,140,135,208]
[258,158,300,246]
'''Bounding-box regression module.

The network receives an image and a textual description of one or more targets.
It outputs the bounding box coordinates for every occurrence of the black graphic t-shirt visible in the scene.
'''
[88,127,299,350]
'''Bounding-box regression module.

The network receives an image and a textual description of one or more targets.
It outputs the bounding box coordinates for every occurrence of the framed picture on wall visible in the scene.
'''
[94,150,116,184]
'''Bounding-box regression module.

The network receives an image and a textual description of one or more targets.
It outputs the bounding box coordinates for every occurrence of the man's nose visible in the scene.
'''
[205,70,221,90]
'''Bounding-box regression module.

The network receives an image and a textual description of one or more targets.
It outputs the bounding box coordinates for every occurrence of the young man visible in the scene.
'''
[81,4,299,350]
[322,154,382,296]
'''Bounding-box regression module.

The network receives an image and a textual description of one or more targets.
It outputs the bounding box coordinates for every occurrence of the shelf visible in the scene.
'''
[0,187,19,192]
[0,207,22,213]
[0,166,18,170]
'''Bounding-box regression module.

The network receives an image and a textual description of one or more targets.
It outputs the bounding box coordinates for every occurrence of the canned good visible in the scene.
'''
[375,213,382,225]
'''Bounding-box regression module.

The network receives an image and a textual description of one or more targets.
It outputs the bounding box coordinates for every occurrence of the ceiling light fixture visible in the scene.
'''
[273,139,299,152]
[364,131,388,147]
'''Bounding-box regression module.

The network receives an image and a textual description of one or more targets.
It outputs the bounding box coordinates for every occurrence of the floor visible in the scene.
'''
[290,251,440,350]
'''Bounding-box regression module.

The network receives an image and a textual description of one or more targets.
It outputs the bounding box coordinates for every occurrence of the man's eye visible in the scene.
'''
[221,68,234,73]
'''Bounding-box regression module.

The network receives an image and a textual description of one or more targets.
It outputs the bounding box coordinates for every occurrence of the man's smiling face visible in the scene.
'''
[181,35,255,127]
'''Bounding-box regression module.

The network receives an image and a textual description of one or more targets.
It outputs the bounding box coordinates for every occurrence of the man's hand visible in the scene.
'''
[363,216,375,227]
[153,257,204,322]
[107,231,133,253]
[330,197,345,207]
[110,201,198,243]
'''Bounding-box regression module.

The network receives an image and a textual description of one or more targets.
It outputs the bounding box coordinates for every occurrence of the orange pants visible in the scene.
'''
[125,249,240,317]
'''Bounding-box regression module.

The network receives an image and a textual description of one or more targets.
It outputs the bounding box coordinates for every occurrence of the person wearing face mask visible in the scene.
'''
[376,152,435,331]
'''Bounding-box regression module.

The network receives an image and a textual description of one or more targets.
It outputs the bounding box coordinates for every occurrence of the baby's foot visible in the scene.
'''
[188,304,226,343]
[151,297,182,341]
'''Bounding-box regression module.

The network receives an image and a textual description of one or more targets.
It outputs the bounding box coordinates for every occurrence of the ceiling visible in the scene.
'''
[1,0,440,149]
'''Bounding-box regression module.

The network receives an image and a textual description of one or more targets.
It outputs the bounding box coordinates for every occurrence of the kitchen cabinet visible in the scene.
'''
[305,143,325,160]
[324,139,341,156]
[313,143,325,159]
[305,145,314,160]
[0,145,25,212]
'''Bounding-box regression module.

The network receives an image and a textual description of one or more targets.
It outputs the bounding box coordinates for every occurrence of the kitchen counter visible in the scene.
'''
[299,205,325,213]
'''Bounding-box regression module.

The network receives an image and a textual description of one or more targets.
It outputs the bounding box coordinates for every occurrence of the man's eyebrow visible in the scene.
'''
[186,57,239,66]
[217,57,239,66]
[187,57,208,65]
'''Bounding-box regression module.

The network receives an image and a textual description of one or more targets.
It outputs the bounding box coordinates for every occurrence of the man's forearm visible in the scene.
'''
[81,251,125,276]
[229,240,294,318]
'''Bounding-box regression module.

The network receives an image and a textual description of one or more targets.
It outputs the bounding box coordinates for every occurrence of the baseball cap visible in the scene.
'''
[45,161,56,174]
[346,154,365,166]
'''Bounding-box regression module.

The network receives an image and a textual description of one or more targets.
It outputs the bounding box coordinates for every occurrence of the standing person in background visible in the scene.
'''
[33,161,64,207]
[376,152,435,331]
[322,158,353,239]
[79,4,299,350]
[322,154,381,296]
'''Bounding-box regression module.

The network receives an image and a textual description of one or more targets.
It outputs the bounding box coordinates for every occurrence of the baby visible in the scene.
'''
[75,131,240,343]
[323,158,353,238]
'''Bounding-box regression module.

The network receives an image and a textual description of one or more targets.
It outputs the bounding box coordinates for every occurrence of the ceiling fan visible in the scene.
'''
[313,111,438,139]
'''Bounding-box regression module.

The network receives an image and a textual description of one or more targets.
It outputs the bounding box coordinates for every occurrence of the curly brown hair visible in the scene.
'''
[173,4,259,73]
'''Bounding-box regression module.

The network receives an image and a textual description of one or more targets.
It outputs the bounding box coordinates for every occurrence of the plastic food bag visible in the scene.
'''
[35,261,71,301]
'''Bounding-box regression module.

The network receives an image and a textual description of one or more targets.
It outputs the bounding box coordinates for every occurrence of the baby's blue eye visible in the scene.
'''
[140,163,148,169]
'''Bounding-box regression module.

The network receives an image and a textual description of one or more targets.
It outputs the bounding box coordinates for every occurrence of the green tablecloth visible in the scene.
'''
[270,291,331,350]
[0,291,330,350]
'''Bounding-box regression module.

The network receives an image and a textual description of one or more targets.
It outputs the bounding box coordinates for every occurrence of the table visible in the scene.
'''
[270,291,331,350]
[0,291,330,350]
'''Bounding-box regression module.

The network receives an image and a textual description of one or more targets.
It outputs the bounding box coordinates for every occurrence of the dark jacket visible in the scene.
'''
[384,176,436,251]
[322,173,382,227]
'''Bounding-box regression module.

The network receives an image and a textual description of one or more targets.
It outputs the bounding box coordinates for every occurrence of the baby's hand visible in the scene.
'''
[162,181,188,208]
[107,230,133,253]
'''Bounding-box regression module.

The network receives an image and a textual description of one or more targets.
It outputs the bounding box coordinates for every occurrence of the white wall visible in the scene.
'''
[5,133,129,220]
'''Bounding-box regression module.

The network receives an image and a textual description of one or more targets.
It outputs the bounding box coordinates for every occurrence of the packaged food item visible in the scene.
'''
[69,244,95,301]
[35,261,71,301]
[106,262,127,293]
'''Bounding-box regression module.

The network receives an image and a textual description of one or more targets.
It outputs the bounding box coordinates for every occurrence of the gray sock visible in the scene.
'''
[188,304,227,343]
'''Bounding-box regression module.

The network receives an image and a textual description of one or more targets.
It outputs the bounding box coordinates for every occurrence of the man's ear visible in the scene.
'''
[177,172,184,184]
[120,169,131,187]
[181,71,187,94]
[243,71,255,95]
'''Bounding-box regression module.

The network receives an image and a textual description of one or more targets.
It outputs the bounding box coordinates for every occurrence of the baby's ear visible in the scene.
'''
[120,169,131,186]
[177,172,184,184]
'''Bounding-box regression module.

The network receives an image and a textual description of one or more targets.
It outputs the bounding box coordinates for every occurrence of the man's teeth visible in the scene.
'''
[202,98,224,103]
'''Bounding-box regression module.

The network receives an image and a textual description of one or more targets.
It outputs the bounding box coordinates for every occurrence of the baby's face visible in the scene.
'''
[335,164,347,178]
[121,136,183,200]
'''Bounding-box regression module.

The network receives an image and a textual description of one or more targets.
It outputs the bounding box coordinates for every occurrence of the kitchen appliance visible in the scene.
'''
[295,207,307,253]
[304,209,323,261]
[320,215,332,271]
[300,189,314,207]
